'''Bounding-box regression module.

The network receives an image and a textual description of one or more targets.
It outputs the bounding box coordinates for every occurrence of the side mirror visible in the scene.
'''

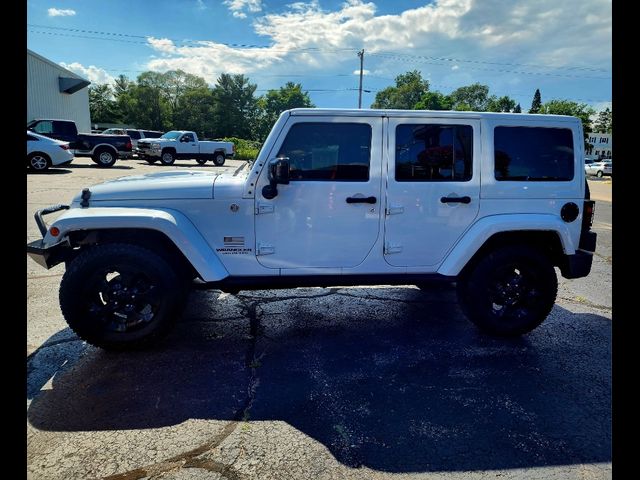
[262,157,290,199]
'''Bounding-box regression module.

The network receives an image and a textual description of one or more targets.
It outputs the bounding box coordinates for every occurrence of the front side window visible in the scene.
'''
[395,124,473,181]
[33,121,53,134]
[277,122,371,181]
[182,133,194,142]
[494,126,574,181]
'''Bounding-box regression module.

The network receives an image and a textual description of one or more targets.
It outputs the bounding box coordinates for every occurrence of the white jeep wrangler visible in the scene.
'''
[27,109,597,350]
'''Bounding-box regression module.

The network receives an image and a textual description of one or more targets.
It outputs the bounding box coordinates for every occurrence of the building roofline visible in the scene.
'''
[27,49,90,82]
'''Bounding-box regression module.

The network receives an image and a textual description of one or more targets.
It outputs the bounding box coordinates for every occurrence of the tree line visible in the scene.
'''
[89,69,611,143]
[89,70,314,141]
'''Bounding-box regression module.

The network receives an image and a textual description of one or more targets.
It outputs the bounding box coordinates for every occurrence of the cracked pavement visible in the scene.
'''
[27,160,612,479]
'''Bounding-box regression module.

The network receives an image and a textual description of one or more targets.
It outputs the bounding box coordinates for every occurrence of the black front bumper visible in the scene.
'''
[27,239,71,269]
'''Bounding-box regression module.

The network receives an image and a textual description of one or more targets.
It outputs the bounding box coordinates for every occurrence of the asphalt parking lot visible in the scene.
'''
[27,158,612,480]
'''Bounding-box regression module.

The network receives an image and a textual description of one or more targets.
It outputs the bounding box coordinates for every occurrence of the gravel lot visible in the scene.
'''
[27,158,612,480]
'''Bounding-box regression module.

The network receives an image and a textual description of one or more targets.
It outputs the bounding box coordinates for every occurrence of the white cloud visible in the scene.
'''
[353,69,370,75]
[143,0,611,99]
[196,0,206,11]
[59,62,115,85]
[224,0,262,18]
[147,37,178,55]
[48,7,76,17]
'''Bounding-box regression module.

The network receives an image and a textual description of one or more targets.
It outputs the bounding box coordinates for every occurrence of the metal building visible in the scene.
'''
[27,49,91,132]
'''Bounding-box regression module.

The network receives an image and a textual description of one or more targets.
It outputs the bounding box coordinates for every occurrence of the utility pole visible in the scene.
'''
[357,49,364,109]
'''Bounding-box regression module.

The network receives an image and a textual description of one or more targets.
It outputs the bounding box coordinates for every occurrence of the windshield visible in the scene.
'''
[161,131,181,140]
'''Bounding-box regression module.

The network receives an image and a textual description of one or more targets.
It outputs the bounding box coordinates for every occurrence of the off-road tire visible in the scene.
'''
[457,245,557,336]
[60,243,187,350]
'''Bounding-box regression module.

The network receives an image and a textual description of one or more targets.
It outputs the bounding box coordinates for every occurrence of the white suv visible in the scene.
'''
[27,109,597,350]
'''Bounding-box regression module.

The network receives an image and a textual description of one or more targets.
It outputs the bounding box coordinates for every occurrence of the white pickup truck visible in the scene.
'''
[137,130,235,166]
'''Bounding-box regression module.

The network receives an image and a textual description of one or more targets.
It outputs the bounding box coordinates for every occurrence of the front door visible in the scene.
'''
[255,117,383,269]
[384,117,481,268]
[178,132,199,157]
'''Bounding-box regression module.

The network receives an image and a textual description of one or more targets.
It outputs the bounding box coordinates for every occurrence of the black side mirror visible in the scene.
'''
[262,157,290,199]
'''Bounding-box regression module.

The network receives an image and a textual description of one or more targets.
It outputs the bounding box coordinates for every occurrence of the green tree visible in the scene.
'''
[371,70,430,109]
[540,99,596,148]
[513,103,522,113]
[449,83,491,111]
[487,95,517,113]
[593,107,612,133]
[88,84,119,123]
[414,91,452,110]
[130,71,172,130]
[529,88,542,113]
[211,74,258,138]
[173,87,215,138]
[256,82,314,140]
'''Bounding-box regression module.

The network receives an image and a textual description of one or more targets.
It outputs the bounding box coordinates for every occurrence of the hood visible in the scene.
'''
[74,170,219,202]
[139,138,169,144]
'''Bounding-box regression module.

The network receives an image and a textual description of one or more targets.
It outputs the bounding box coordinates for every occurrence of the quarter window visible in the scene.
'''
[277,123,371,181]
[395,124,473,181]
[494,127,574,181]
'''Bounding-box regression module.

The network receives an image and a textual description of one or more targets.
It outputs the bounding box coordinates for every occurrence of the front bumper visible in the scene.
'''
[27,239,71,269]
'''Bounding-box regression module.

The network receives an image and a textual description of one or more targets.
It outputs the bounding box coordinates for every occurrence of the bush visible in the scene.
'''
[220,137,262,161]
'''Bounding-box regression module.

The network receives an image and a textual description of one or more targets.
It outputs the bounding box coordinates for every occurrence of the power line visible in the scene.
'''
[29,24,611,78]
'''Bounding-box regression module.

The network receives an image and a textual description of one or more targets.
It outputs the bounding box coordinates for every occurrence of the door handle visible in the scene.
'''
[440,196,471,204]
[346,196,377,204]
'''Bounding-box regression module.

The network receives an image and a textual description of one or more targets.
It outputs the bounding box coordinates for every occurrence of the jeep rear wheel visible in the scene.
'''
[213,152,225,166]
[60,243,187,350]
[596,170,603,178]
[457,246,557,336]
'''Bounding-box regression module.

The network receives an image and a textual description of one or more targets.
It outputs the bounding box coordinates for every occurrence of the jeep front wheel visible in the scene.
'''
[457,245,557,336]
[60,243,187,350]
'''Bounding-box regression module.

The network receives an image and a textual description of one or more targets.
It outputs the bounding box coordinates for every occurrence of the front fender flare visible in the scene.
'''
[437,214,576,277]
[48,207,229,282]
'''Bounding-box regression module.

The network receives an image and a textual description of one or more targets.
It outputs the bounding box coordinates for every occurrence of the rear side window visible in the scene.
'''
[395,124,473,181]
[127,130,141,139]
[142,130,163,138]
[277,122,372,181]
[494,127,574,181]
[55,121,76,136]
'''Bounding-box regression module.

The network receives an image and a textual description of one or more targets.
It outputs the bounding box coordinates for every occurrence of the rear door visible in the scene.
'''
[384,117,481,268]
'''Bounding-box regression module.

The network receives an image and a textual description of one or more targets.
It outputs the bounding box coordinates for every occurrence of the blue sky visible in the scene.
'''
[27,0,612,111]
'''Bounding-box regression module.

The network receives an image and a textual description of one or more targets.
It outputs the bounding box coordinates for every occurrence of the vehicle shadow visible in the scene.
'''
[27,287,611,472]
[135,160,227,168]
[26,169,72,175]
[66,163,133,170]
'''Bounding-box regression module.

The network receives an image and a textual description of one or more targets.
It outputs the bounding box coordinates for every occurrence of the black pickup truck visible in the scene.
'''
[27,119,132,167]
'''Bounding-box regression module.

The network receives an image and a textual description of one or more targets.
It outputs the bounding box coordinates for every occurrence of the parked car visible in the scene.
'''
[27,119,132,167]
[27,108,597,350]
[26,131,74,171]
[101,128,165,157]
[585,161,612,177]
